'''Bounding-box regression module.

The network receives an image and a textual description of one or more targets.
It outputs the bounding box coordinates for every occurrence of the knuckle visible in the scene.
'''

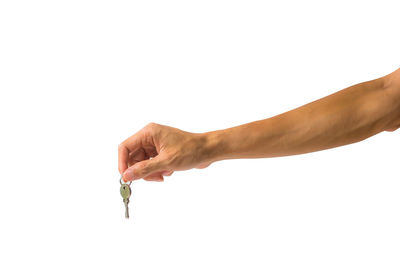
[144,122,163,137]
[145,122,158,129]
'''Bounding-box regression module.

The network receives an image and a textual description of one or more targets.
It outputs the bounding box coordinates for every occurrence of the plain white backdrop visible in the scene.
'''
[0,0,399,266]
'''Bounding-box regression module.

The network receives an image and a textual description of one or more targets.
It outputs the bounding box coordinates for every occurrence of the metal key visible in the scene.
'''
[120,177,132,219]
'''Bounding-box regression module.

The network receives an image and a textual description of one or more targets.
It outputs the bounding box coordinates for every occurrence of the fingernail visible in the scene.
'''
[123,168,134,181]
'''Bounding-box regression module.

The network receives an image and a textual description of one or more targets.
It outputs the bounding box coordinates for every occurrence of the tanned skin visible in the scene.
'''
[119,68,400,182]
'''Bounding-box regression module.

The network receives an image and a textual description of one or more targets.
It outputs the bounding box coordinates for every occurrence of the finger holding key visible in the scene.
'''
[118,123,162,182]
[118,123,215,182]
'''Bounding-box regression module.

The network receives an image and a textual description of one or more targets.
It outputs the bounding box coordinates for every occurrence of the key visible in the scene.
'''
[120,183,131,219]
[120,178,132,219]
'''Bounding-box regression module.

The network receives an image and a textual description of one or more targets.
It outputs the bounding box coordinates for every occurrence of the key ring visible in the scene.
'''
[120,176,132,186]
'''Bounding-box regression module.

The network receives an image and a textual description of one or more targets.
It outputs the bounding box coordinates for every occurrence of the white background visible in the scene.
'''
[0,0,399,266]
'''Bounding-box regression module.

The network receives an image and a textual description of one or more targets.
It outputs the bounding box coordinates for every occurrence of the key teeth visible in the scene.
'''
[125,207,129,219]
[124,199,130,219]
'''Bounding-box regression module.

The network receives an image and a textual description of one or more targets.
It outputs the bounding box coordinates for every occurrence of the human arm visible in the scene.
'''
[205,69,400,161]
[119,69,400,182]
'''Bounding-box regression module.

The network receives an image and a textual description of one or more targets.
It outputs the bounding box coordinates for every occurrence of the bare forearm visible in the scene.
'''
[119,70,400,181]
[204,74,400,161]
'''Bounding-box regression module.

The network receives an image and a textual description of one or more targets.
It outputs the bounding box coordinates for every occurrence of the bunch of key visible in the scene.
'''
[120,177,132,219]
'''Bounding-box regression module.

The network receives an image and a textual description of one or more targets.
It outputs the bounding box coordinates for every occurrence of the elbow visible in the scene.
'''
[381,69,400,132]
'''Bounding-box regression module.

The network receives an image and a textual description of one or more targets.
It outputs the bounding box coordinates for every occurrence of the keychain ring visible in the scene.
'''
[120,176,132,186]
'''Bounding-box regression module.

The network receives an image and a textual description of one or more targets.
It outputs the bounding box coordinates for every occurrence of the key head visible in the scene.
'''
[120,184,131,200]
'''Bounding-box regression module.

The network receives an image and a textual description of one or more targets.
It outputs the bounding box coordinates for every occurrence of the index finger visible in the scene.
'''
[118,143,129,174]
[118,131,143,175]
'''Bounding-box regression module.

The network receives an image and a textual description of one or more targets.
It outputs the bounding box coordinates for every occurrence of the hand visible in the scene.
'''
[118,123,213,182]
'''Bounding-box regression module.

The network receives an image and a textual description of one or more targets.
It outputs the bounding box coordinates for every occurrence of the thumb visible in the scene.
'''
[123,156,167,182]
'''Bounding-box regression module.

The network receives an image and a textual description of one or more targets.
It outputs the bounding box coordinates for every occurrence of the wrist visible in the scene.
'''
[199,130,230,163]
